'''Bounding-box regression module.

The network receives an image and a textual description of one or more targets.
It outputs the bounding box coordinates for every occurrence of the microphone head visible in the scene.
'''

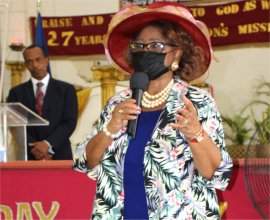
[130,72,149,91]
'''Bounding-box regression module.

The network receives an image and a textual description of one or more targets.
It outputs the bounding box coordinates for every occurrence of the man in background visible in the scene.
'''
[7,44,78,160]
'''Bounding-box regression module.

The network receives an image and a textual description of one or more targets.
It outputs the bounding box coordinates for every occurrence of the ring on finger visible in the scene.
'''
[183,118,188,124]
[179,118,188,125]
[119,108,124,114]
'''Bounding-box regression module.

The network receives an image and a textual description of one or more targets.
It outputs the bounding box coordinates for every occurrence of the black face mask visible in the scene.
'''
[131,51,169,80]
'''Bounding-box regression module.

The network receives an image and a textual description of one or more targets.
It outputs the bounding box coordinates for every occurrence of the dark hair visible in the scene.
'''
[23,44,47,59]
[126,20,206,82]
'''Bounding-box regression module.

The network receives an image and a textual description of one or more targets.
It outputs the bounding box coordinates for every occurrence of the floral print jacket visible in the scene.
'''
[73,78,233,220]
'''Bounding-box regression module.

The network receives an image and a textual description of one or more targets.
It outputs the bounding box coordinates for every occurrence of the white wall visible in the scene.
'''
[1,0,269,151]
[208,44,269,114]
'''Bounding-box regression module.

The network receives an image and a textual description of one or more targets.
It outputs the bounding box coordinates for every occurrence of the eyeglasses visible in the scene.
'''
[129,41,179,53]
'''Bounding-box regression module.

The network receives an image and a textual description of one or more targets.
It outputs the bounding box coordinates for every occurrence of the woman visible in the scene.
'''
[73,2,232,219]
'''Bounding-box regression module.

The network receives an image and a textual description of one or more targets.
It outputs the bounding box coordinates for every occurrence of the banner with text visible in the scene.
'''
[30,0,270,56]
[30,14,113,56]
[0,168,96,219]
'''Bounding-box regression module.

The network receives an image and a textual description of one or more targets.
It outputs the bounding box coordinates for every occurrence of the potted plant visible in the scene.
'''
[221,79,270,158]
[221,114,253,158]
[242,80,270,157]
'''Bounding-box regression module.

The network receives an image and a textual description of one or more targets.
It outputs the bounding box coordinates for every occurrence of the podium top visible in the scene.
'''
[0,102,49,126]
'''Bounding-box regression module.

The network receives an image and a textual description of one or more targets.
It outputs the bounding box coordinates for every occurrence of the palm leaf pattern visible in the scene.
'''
[73,78,233,220]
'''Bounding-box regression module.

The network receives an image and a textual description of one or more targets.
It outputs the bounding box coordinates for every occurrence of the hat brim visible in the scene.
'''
[105,11,212,77]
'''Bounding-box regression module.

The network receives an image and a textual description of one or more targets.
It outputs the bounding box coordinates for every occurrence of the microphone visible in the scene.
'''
[127,72,149,139]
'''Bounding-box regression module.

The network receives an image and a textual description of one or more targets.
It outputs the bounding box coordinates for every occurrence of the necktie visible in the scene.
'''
[35,82,44,115]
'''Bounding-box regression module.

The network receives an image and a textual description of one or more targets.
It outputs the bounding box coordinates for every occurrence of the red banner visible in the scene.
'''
[0,162,96,219]
[30,0,270,56]
[0,160,262,220]
[30,14,114,56]
[194,0,270,46]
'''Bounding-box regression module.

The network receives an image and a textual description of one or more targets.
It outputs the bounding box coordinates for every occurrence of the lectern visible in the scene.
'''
[0,102,49,162]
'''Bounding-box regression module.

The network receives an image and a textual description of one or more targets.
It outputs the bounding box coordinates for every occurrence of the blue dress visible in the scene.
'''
[124,110,161,220]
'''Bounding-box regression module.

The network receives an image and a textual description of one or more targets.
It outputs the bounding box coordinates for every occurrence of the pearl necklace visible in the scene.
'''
[142,79,173,108]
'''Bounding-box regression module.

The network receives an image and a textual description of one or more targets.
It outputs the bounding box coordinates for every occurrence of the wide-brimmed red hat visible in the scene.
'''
[104,2,213,81]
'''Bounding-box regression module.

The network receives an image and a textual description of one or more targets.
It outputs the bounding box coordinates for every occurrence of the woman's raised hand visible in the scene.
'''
[171,95,202,140]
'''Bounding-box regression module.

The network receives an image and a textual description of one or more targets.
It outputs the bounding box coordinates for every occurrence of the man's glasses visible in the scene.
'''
[129,42,179,53]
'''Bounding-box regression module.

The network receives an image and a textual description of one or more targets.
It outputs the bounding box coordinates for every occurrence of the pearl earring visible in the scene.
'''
[171,61,179,71]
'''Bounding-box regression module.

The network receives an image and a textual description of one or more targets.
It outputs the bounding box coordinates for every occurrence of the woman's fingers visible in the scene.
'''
[170,95,201,139]
[114,99,141,119]
[108,99,141,132]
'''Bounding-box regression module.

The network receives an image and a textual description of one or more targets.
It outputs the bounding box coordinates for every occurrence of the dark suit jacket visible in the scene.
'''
[7,77,78,160]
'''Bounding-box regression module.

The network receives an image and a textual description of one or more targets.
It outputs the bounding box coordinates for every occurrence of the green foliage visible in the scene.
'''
[243,80,270,144]
[222,79,270,146]
[222,114,252,145]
